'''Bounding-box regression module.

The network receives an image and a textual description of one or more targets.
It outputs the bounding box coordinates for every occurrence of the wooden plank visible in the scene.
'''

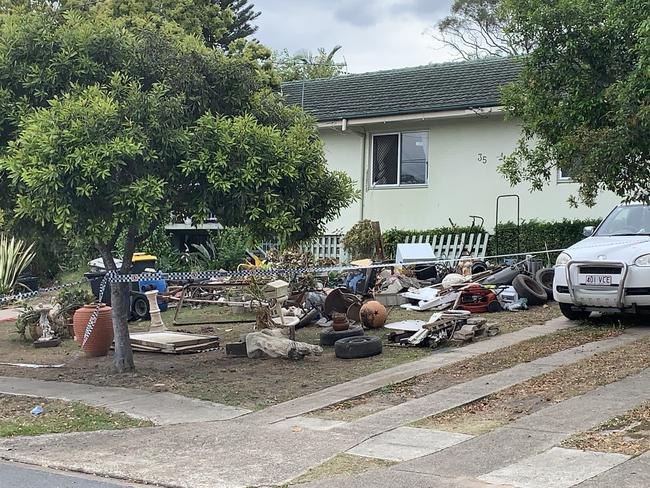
[130,332,217,349]
[467,233,476,258]
[480,233,489,259]
[443,234,453,262]
[432,235,440,257]
[472,234,483,256]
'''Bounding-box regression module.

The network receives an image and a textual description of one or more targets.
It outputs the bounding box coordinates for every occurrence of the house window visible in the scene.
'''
[371,131,428,186]
[557,167,574,183]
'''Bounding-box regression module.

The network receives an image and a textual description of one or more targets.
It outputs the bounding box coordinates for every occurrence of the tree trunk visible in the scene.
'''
[97,235,136,374]
[110,280,135,373]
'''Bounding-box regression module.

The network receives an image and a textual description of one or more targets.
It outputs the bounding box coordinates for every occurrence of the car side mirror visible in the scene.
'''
[583,226,594,237]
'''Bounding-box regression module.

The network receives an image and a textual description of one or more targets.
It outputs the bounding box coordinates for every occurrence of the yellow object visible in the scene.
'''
[132,253,157,262]
[237,254,266,271]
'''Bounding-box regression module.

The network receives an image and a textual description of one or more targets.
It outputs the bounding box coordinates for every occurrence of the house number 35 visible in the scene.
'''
[477,153,488,164]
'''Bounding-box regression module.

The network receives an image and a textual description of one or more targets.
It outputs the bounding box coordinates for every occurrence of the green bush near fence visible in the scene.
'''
[382,219,602,261]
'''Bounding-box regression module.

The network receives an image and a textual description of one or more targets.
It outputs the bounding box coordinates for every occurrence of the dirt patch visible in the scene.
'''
[0,306,429,410]
[414,336,650,435]
[562,402,650,457]
[288,453,396,485]
[308,323,622,422]
[0,394,150,437]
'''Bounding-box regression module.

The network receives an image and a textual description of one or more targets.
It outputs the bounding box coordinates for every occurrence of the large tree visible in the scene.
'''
[273,46,346,82]
[499,0,649,207]
[0,9,356,372]
[216,0,260,48]
[433,0,531,60]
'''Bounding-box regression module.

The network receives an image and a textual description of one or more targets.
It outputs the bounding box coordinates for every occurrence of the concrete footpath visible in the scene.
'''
[1,324,648,488]
[254,317,573,423]
[0,377,250,425]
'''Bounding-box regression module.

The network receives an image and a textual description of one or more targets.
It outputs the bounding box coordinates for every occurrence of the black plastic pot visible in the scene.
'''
[17,275,39,292]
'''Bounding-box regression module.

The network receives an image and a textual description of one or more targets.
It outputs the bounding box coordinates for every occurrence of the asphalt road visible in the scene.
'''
[0,461,139,488]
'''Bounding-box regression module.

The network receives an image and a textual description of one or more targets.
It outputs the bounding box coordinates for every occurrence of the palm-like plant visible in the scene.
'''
[0,233,36,295]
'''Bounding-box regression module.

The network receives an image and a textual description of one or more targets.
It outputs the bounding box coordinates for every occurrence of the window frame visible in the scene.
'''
[370,130,429,188]
[557,167,575,183]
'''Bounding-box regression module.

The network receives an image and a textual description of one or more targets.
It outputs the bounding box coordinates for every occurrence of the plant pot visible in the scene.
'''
[73,304,113,357]
[331,312,350,331]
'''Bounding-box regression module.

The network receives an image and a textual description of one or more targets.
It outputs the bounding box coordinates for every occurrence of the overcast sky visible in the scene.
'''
[252,0,457,73]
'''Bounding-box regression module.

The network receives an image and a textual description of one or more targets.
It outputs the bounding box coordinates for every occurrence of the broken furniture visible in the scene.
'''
[171,280,261,326]
[386,310,475,348]
[264,279,299,339]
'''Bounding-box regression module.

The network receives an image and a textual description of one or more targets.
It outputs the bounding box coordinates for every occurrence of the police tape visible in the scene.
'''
[0,279,88,305]
[0,247,567,306]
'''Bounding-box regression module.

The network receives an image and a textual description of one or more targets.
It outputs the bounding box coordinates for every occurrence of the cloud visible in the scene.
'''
[252,0,456,72]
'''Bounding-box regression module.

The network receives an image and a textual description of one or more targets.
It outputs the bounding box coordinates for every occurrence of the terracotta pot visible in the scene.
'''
[360,301,387,329]
[73,304,113,357]
[331,312,350,331]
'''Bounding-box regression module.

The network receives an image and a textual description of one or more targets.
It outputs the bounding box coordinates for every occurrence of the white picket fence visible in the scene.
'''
[260,235,346,262]
[403,232,490,262]
[301,234,346,261]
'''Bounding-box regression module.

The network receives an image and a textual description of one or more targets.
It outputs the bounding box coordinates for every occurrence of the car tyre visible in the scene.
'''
[131,295,150,321]
[559,302,591,321]
[535,268,555,300]
[512,274,548,306]
[334,336,382,359]
[319,325,364,346]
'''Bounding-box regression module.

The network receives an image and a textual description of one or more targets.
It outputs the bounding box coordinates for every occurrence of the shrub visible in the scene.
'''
[381,219,601,261]
[186,227,253,271]
[342,220,381,260]
[0,233,36,295]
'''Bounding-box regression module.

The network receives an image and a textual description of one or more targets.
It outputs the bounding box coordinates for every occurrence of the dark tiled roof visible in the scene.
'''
[281,56,522,122]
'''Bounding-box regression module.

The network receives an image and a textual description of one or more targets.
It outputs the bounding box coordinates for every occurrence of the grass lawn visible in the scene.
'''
[562,401,650,457]
[0,394,151,438]
[287,454,396,485]
[413,334,650,435]
[0,300,575,412]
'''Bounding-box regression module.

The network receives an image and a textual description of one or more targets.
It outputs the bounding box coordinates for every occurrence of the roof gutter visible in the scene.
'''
[317,106,504,129]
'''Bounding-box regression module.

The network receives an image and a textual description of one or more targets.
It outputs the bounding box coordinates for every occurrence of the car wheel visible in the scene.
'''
[334,336,382,359]
[131,296,150,321]
[319,325,364,346]
[512,274,548,306]
[535,268,555,300]
[559,302,591,321]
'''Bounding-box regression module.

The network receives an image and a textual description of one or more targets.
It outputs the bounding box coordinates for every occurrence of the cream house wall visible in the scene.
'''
[320,113,619,234]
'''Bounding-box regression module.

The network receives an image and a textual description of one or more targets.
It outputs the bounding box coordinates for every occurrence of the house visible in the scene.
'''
[281,57,619,234]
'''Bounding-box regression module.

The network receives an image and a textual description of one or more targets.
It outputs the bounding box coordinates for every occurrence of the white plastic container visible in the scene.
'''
[496,285,519,305]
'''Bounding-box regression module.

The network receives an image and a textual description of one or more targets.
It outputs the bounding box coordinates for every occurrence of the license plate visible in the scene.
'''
[582,275,613,286]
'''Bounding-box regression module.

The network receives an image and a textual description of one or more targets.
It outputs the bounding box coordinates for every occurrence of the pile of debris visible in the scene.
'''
[386,311,499,348]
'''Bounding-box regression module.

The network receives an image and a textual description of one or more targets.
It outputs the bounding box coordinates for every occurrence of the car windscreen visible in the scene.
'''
[595,205,650,236]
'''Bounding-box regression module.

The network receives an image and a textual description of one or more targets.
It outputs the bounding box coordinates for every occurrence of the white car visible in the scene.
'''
[553,203,650,320]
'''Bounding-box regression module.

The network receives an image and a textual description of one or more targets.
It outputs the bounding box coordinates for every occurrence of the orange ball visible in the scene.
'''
[360,300,387,329]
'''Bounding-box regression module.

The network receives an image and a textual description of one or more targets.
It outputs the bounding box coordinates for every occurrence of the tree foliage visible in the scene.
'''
[216,0,260,48]
[499,0,650,206]
[433,0,531,60]
[273,45,346,82]
[0,9,357,371]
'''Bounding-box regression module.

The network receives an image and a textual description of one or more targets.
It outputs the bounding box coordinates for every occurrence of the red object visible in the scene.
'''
[73,304,113,357]
[457,285,499,313]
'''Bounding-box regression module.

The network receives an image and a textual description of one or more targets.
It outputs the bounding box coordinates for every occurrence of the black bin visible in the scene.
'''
[84,272,111,304]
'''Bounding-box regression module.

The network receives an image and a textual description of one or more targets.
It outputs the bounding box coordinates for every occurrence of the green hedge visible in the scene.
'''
[382,219,601,262]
